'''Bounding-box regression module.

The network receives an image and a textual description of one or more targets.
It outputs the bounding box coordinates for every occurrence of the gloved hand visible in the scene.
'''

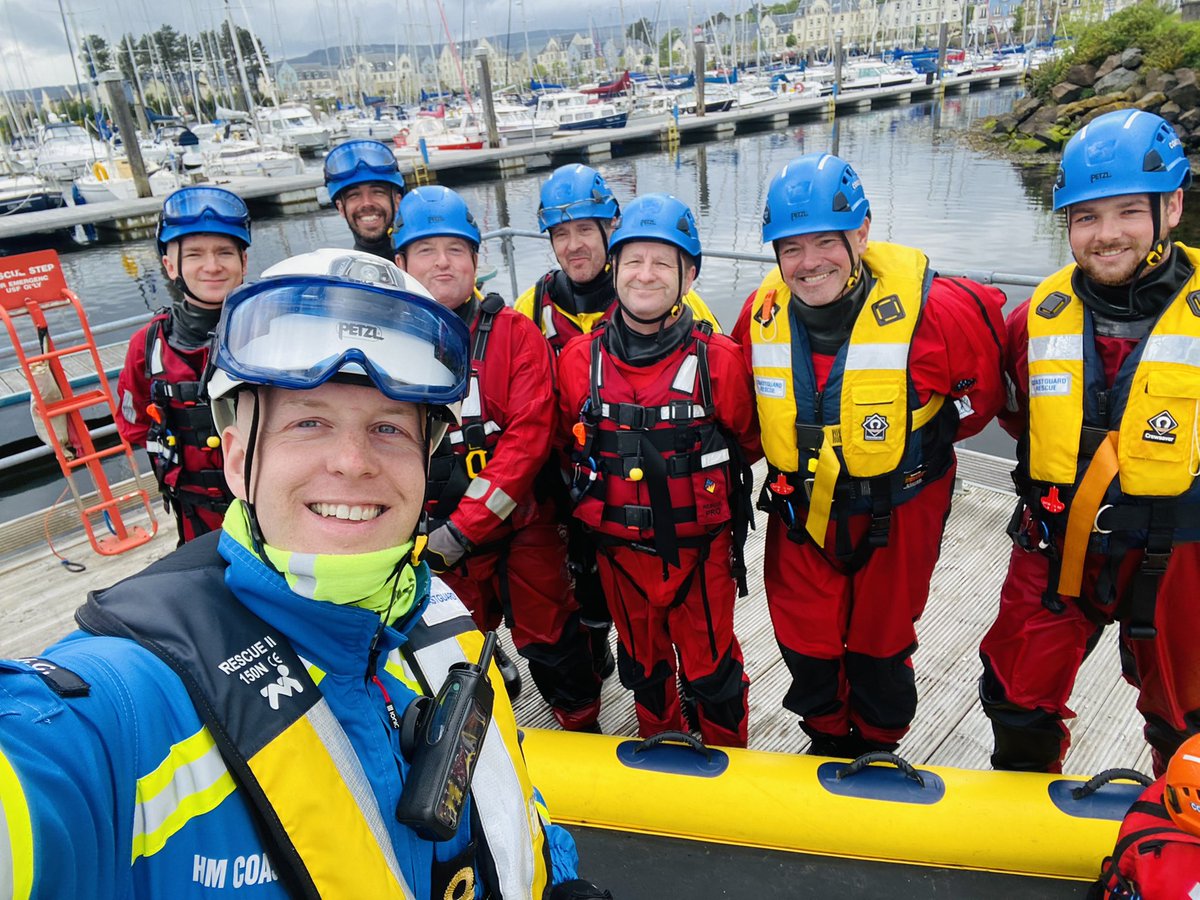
[424,521,471,574]
[548,879,613,900]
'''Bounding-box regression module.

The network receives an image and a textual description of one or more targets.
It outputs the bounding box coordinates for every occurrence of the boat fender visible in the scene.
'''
[92,161,109,181]
[396,128,409,148]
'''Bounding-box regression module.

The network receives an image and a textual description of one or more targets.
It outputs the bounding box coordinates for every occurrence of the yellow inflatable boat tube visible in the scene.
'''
[522,729,1143,880]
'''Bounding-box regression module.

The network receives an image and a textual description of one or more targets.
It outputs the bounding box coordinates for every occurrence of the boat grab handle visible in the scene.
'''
[835,751,925,788]
[633,730,712,759]
[1070,767,1152,800]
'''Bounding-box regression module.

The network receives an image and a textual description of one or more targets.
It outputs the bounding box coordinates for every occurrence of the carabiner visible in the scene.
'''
[465,448,488,479]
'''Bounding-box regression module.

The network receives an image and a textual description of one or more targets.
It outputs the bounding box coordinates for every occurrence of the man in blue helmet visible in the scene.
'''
[737,153,1007,757]
[980,109,1200,777]
[116,186,251,544]
[558,194,758,747]
[516,164,722,684]
[392,186,604,733]
[0,260,610,899]
[324,138,406,260]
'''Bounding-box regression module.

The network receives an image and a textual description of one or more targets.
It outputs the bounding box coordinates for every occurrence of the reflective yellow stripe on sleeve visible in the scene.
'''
[0,747,35,900]
[131,727,236,861]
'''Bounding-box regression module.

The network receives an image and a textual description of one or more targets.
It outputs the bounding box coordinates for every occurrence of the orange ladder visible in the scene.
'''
[0,249,157,555]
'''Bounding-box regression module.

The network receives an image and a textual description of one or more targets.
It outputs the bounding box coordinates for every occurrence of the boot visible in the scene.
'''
[552,699,602,733]
[588,625,616,680]
[493,645,523,701]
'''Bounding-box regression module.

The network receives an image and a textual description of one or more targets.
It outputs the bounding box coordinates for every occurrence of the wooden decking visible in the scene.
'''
[0,451,1150,778]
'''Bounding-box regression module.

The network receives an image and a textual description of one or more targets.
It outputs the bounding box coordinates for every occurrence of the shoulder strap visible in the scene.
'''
[143,315,167,380]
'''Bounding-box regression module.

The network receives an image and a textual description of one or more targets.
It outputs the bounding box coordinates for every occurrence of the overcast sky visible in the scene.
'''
[0,0,710,91]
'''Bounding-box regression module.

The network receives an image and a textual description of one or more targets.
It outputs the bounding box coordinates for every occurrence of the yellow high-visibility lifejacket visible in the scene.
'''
[749,241,947,546]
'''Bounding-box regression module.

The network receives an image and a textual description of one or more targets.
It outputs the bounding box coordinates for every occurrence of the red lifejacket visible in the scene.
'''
[570,322,749,582]
[143,314,231,537]
[426,294,505,523]
[1094,780,1200,898]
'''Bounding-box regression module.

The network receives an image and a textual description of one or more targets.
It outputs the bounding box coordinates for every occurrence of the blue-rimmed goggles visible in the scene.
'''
[214,275,469,405]
[324,140,400,180]
[161,186,250,228]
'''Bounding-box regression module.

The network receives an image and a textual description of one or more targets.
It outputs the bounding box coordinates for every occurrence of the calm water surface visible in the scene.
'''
[6,85,1199,517]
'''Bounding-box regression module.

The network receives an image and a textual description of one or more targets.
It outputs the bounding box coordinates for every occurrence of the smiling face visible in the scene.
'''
[162,234,247,308]
[614,239,696,334]
[550,218,611,284]
[396,236,478,310]
[775,221,870,308]
[1067,190,1183,286]
[222,381,427,555]
[336,182,398,244]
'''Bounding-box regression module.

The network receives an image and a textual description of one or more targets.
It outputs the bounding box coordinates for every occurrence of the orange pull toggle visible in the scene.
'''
[1041,486,1065,514]
[758,289,777,325]
[146,404,163,424]
[206,436,221,449]
[572,422,588,446]
[768,472,794,496]
[628,467,644,482]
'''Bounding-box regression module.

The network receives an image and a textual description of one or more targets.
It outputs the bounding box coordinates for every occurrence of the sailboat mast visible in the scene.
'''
[224,0,259,118]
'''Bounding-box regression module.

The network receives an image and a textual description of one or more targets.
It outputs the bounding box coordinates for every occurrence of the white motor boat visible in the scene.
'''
[0,172,65,215]
[534,92,628,131]
[191,122,306,178]
[838,61,921,91]
[459,103,557,144]
[393,116,484,153]
[256,103,331,154]
[735,85,783,109]
[73,159,186,204]
[34,123,106,181]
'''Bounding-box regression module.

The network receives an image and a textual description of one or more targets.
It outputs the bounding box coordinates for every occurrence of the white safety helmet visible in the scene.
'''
[207,248,467,452]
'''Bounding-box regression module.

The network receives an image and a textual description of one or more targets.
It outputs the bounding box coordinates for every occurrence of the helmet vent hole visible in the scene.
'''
[1143,149,1165,173]
[832,192,850,213]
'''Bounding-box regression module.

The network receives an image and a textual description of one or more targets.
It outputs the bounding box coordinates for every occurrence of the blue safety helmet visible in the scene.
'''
[156,186,251,254]
[392,186,481,253]
[608,193,702,273]
[323,139,406,204]
[761,153,870,244]
[536,164,620,232]
[1053,109,1192,211]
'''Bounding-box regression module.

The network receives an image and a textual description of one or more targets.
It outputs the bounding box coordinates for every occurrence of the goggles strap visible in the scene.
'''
[241,388,283,578]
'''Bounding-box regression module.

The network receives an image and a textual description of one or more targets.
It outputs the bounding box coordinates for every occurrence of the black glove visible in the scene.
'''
[424,521,471,574]
[549,879,613,900]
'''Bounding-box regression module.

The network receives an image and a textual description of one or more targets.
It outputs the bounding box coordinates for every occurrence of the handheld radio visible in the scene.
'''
[396,630,498,841]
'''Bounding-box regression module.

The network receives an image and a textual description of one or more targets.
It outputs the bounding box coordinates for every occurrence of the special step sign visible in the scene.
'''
[0,249,70,310]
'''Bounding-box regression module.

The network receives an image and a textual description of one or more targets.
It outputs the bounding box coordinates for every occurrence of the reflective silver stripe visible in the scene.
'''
[303,699,414,899]
[845,343,908,371]
[700,448,731,468]
[462,376,482,419]
[285,553,318,599]
[484,485,518,520]
[133,733,230,848]
[1141,334,1200,368]
[751,343,790,369]
[149,333,165,376]
[408,597,536,899]
[465,475,491,500]
[1029,333,1084,363]
[145,440,165,455]
[670,354,699,394]
[448,421,500,445]
[465,477,517,520]
[541,305,557,338]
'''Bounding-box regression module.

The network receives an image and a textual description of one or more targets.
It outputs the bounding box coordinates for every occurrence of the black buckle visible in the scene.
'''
[623,506,653,529]
[613,403,649,430]
[1128,622,1158,641]
[1141,551,1171,578]
[667,399,694,421]
[795,423,824,450]
[867,512,891,548]
[461,421,488,449]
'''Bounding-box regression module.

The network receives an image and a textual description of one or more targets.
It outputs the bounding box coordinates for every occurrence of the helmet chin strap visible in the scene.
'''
[1124,193,1169,315]
[174,243,206,304]
[239,387,282,577]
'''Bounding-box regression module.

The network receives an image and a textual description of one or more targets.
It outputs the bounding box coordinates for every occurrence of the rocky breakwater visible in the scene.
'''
[981,48,1200,154]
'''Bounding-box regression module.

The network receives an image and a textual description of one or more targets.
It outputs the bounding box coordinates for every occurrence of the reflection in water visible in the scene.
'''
[44,85,1200,333]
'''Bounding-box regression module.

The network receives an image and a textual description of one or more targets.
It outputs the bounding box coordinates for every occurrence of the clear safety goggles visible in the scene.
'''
[214,276,469,405]
[161,187,250,228]
[324,140,399,179]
